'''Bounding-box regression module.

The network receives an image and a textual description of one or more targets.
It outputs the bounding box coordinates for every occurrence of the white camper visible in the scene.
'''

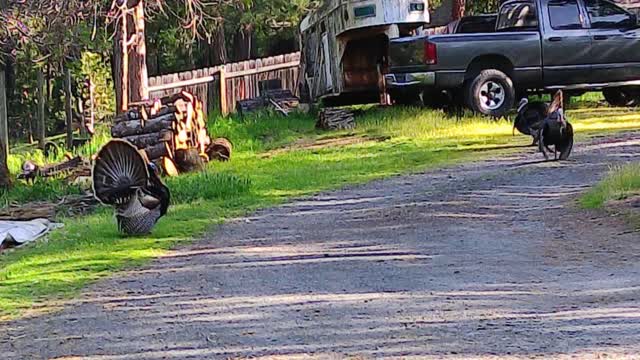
[300,0,430,105]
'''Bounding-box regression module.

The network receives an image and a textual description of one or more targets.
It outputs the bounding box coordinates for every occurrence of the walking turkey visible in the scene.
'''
[513,98,549,146]
[92,139,170,235]
[538,90,574,161]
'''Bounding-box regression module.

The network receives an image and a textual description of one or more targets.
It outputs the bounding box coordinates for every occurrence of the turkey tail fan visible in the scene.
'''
[558,123,574,161]
[548,90,564,114]
[92,139,149,205]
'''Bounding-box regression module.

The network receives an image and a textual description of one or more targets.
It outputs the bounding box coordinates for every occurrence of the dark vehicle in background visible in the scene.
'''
[386,0,640,116]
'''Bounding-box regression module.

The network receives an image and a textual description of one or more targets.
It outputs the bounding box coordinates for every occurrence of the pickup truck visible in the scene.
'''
[385,0,640,116]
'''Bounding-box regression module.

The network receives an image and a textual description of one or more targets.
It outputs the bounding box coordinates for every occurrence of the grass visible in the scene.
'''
[0,101,639,320]
[581,163,640,209]
[1,129,112,206]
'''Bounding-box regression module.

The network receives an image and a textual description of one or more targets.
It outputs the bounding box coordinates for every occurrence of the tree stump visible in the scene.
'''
[207,138,233,162]
[175,149,206,173]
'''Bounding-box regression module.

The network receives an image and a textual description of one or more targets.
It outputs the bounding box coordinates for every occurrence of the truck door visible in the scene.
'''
[541,0,593,86]
[584,0,640,83]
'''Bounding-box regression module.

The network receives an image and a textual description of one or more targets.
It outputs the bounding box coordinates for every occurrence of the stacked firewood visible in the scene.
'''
[111,91,230,176]
[316,108,356,130]
[18,155,92,184]
[236,79,300,116]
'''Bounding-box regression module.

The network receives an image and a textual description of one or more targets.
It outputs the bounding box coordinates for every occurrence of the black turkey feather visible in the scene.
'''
[92,140,170,235]
[538,91,574,161]
[513,98,548,146]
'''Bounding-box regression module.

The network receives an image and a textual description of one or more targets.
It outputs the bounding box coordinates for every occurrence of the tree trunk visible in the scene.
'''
[210,24,227,65]
[114,0,149,113]
[113,16,124,114]
[37,69,46,148]
[233,24,253,61]
[0,68,11,189]
[452,0,466,20]
[129,0,149,104]
[64,67,74,149]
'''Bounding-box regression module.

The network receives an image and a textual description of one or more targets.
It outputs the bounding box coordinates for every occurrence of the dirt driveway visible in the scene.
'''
[2,132,640,360]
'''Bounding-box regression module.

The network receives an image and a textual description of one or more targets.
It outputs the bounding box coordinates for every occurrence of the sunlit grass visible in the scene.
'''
[581,163,640,209]
[0,101,638,320]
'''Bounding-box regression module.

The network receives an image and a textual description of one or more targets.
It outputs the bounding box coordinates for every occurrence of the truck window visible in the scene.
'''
[548,0,584,29]
[457,17,497,33]
[497,2,539,31]
[584,0,636,29]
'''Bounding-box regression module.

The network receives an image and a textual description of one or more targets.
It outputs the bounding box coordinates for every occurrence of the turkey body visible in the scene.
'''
[92,140,170,235]
[539,110,574,161]
[514,100,548,145]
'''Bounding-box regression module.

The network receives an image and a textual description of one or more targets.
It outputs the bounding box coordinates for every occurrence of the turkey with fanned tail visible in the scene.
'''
[538,90,574,161]
[92,139,170,235]
[513,98,549,146]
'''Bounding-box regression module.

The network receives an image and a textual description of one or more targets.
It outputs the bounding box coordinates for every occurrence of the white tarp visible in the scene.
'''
[0,219,64,251]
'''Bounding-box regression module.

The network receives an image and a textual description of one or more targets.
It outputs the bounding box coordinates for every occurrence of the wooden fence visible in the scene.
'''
[149,52,301,115]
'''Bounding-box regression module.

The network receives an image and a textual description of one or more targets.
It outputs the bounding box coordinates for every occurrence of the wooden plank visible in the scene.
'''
[0,71,8,157]
[225,60,300,79]
[220,67,228,116]
[148,72,219,92]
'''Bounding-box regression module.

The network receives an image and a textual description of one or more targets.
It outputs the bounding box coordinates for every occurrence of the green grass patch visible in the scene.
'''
[1,104,639,320]
[581,163,640,209]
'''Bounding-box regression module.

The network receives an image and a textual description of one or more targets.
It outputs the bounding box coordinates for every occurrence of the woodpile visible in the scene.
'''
[316,108,356,130]
[236,80,300,116]
[0,193,98,221]
[18,156,92,183]
[112,91,230,175]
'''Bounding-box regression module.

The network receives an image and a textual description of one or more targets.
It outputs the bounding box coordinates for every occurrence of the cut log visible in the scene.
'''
[115,105,177,123]
[115,108,142,123]
[316,108,356,130]
[161,157,180,177]
[144,142,173,161]
[175,148,205,173]
[123,131,173,149]
[111,114,175,137]
[207,138,233,161]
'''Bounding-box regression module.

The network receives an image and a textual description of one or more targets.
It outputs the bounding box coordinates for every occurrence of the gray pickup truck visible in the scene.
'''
[386,0,640,116]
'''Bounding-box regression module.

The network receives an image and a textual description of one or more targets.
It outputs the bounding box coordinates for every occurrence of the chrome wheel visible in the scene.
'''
[479,81,506,111]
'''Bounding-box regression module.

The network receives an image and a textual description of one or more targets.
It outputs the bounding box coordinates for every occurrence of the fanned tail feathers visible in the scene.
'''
[92,139,149,205]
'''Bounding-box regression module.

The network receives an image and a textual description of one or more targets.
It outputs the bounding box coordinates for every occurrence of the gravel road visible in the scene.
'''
[2,132,640,360]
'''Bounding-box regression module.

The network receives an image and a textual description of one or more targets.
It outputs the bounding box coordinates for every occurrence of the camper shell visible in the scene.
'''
[300,0,429,105]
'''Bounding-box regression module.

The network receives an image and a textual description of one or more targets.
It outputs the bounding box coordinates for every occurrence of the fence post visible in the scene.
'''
[0,71,8,157]
[220,67,228,116]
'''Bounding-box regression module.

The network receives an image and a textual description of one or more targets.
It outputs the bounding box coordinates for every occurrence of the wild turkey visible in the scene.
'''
[92,139,170,235]
[538,91,574,161]
[18,161,39,182]
[513,98,548,146]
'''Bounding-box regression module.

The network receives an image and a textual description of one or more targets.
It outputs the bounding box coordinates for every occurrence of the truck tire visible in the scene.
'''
[465,69,515,118]
[603,88,639,107]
